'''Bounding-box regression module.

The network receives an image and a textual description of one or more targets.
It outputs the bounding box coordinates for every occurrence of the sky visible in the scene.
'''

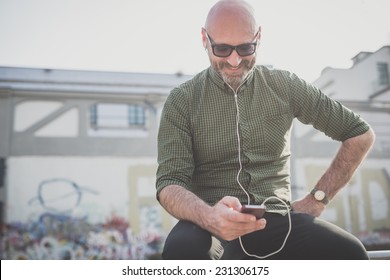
[0,0,389,82]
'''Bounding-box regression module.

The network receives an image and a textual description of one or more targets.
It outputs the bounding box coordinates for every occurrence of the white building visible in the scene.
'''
[315,46,390,102]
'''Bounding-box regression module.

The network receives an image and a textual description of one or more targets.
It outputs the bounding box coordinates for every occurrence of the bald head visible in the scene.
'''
[202,0,261,90]
[205,0,258,38]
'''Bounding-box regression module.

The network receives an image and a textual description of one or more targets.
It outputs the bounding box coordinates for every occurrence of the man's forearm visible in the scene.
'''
[315,128,375,199]
[159,184,211,228]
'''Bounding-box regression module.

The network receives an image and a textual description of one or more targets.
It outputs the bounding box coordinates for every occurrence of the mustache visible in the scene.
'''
[218,59,252,69]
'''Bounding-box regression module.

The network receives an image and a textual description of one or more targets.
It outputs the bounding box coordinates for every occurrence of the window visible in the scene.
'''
[377,62,389,86]
[90,103,146,130]
[128,104,146,125]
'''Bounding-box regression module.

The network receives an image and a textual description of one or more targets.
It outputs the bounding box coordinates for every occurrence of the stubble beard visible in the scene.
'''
[213,58,256,90]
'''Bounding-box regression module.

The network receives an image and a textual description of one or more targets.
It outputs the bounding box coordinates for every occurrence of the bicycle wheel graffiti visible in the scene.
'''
[28,178,98,214]
[2,178,164,259]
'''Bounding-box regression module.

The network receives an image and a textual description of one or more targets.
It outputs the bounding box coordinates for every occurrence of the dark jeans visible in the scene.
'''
[162,212,368,260]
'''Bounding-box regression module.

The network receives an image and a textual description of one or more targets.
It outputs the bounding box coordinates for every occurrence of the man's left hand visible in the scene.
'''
[291,195,325,217]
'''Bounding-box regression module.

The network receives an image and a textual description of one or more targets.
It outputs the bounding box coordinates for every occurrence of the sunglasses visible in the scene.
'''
[206,31,259,57]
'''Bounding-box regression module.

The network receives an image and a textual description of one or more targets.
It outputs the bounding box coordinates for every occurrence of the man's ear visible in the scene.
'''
[201,27,208,49]
[257,26,262,44]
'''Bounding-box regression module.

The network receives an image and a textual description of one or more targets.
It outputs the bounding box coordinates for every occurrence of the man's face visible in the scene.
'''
[203,29,259,89]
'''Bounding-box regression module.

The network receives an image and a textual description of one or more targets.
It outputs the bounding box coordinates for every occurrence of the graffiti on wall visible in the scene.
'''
[27,178,99,214]
[3,212,163,260]
[2,178,164,260]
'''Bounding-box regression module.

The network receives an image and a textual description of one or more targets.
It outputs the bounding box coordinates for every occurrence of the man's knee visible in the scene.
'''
[162,221,212,260]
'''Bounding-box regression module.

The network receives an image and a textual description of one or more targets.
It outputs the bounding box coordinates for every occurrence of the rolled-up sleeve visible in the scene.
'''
[156,88,195,200]
[289,73,370,142]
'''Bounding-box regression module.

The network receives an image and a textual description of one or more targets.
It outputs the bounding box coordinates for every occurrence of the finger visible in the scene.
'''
[220,196,242,210]
[229,210,261,223]
[258,218,267,228]
[231,218,267,238]
[243,218,267,233]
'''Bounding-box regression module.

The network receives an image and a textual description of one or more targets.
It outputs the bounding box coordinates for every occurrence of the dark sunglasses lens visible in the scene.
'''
[213,45,233,57]
[236,44,256,56]
[212,43,256,57]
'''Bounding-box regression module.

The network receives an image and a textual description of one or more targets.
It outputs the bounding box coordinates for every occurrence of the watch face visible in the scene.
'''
[314,190,326,201]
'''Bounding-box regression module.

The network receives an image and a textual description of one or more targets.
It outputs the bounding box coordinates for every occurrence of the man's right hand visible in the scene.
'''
[200,196,267,241]
[159,186,266,241]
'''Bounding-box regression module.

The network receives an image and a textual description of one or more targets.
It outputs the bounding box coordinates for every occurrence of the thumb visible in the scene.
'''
[220,196,242,211]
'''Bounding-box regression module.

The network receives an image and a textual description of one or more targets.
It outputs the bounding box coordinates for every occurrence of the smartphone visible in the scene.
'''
[241,204,266,219]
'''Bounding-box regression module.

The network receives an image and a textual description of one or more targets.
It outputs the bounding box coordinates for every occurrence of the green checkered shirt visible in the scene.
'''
[156,66,369,213]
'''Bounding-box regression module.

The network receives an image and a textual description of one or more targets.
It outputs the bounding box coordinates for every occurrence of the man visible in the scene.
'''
[156,0,375,259]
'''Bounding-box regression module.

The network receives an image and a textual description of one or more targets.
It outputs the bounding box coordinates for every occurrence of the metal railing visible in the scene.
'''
[368,250,390,260]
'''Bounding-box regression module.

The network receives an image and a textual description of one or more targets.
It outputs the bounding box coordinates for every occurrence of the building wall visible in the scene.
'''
[0,67,188,259]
